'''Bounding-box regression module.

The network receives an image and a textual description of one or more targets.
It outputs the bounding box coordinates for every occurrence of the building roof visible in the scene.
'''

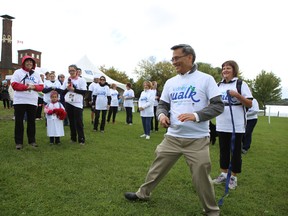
[0,15,15,19]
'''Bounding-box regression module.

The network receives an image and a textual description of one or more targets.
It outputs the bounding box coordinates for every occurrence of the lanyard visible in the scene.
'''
[218,90,236,206]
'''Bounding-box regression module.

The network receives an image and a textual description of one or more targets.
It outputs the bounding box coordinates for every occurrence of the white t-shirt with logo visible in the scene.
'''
[161,70,220,138]
[93,85,111,110]
[123,89,135,107]
[43,80,62,104]
[11,68,44,106]
[110,89,119,107]
[61,77,87,109]
[216,78,252,133]
[138,89,154,117]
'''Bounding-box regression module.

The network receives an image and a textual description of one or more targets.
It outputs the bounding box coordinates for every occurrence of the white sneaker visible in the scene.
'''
[213,173,227,184]
[140,134,146,138]
[228,176,237,189]
[146,135,150,140]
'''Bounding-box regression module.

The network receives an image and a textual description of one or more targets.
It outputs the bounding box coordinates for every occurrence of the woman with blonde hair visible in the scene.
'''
[138,81,154,139]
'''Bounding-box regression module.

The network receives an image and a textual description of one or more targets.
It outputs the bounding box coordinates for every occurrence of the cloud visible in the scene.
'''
[1,0,288,98]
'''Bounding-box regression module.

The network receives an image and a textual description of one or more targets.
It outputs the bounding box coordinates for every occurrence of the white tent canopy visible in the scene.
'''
[76,55,126,90]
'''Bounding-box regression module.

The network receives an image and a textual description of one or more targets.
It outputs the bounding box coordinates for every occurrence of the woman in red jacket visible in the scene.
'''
[11,56,44,150]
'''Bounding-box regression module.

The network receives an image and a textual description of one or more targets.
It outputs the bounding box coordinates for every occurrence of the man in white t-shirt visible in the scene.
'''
[124,44,224,216]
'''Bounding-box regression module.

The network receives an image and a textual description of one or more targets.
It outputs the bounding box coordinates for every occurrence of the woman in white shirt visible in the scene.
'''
[123,83,135,125]
[107,83,119,124]
[92,76,111,132]
[61,64,87,145]
[11,56,44,149]
[213,60,253,190]
[138,81,154,140]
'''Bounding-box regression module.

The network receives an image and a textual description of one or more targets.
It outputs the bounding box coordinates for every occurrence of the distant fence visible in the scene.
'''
[264,105,288,117]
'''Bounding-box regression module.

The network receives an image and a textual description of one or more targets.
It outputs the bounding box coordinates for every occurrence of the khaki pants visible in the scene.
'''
[136,135,220,216]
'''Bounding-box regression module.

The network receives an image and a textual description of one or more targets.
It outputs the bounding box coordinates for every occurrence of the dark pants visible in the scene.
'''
[94,110,107,131]
[125,107,133,124]
[3,99,10,108]
[50,137,60,144]
[66,103,85,143]
[142,117,152,136]
[107,106,118,123]
[36,97,44,118]
[218,132,243,173]
[242,119,258,151]
[150,106,159,131]
[14,104,37,145]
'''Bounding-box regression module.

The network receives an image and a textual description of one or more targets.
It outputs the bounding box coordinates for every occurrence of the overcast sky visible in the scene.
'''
[1,0,287,98]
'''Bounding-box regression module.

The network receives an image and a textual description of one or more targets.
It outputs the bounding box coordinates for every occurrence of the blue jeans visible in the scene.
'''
[141,117,152,136]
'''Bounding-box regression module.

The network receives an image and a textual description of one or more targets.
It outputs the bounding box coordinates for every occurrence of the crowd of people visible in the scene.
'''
[5,56,161,148]
[3,44,260,215]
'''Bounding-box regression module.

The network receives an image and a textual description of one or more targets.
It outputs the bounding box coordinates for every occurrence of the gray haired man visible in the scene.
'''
[124,44,224,216]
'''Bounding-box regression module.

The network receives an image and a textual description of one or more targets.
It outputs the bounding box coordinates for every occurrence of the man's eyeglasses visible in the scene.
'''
[170,54,188,62]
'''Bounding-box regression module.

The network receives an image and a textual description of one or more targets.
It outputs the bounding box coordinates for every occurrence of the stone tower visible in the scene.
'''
[1,14,14,70]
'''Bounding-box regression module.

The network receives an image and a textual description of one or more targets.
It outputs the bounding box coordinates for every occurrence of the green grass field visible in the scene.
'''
[0,107,287,216]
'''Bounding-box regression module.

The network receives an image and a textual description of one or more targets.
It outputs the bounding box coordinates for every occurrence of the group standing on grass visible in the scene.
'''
[9,57,128,148]
[9,47,260,215]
